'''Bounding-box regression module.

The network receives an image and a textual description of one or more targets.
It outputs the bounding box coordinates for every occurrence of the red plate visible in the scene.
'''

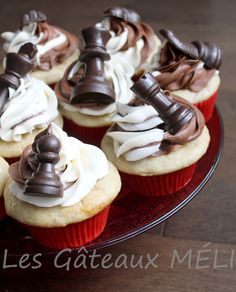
[0,107,224,259]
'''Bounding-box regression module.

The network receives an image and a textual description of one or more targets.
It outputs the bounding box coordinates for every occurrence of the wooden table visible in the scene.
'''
[0,0,235,291]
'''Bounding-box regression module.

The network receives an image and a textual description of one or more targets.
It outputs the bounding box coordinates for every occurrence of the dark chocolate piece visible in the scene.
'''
[103,6,141,23]
[159,29,222,69]
[70,25,115,105]
[24,129,63,198]
[21,10,47,28]
[131,73,195,135]
[0,42,37,114]
[28,125,53,170]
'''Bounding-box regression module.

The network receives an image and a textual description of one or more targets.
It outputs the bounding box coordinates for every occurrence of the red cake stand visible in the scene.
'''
[0,107,224,261]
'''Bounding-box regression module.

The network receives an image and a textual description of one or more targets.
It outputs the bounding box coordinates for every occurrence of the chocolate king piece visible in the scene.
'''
[70,25,115,105]
[131,72,195,135]
[24,124,63,198]
[0,42,37,114]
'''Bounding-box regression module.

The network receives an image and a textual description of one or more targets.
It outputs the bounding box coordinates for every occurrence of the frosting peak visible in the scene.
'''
[0,75,59,142]
[97,7,160,70]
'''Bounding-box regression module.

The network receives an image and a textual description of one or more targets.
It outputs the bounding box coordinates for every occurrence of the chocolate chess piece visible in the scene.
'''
[131,73,195,135]
[70,25,115,105]
[159,29,222,69]
[24,131,63,198]
[103,6,141,23]
[28,125,53,171]
[21,10,47,28]
[0,42,37,114]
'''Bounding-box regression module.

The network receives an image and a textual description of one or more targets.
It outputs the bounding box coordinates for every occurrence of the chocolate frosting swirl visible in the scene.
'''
[103,7,157,65]
[156,41,217,92]
[35,22,79,71]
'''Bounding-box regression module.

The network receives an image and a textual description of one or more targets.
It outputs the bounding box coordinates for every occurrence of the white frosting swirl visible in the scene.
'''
[107,103,164,161]
[1,23,67,67]
[96,19,144,70]
[0,76,59,142]
[10,123,109,207]
[59,55,135,115]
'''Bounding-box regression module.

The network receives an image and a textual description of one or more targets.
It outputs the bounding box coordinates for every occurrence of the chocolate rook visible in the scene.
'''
[0,42,37,114]
[131,73,195,135]
[70,25,115,105]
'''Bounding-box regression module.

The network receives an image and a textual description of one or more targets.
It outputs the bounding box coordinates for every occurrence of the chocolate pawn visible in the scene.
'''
[131,73,195,135]
[28,125,53,170]
[70,25,115,105]
[159,29,222,69]
[24,132,63,198]
[0,42,37,113]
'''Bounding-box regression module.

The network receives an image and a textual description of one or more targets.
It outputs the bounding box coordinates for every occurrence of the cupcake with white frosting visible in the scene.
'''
[152,29,222,122]
[4,123,121,249]
[1,10,79,86]
[96,6,161,71]
[0,43,62,163]
[55,25,135,146]
[101,73,210,196]
[0,157,8,220]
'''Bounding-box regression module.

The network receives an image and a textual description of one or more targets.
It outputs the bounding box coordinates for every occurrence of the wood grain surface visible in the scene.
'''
[0,0,235,291]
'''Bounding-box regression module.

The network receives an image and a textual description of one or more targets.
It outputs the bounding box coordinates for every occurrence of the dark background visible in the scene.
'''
[0,0,236,291]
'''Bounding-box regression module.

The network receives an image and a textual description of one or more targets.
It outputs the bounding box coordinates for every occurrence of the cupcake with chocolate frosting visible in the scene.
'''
[152,29,222,121]
[1,10,79,86]
[4,123,121,249]
[101,73,210,196]
[55,25,135,146]
[0,43,62,164]
[96,6,161,71]
[0,157,8,220]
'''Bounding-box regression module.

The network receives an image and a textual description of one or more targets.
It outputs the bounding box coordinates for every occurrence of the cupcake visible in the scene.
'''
[152,29,222,122]
[1,10,79,86]
[55,25,135,146]
[0,157,9,220]
[0,43,62,164]
[96,6,161,71]
[101,73,210,196]
[4,123,121,249]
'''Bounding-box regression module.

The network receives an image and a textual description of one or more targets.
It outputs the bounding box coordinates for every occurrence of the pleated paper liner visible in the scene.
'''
[120,163,197,197]
[0,196,6,220]
[63,116,109,147]
[195,89,218,122]
[24,207,110,250]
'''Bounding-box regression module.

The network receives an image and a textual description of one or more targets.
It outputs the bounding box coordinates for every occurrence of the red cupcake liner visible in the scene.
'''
[0,196,6,220]
[120,163,197,197]
[25,207,110,249]
[195,89,218,122]
[63,116,109,146]
[5,157,19,165]
[49,83,56,90]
